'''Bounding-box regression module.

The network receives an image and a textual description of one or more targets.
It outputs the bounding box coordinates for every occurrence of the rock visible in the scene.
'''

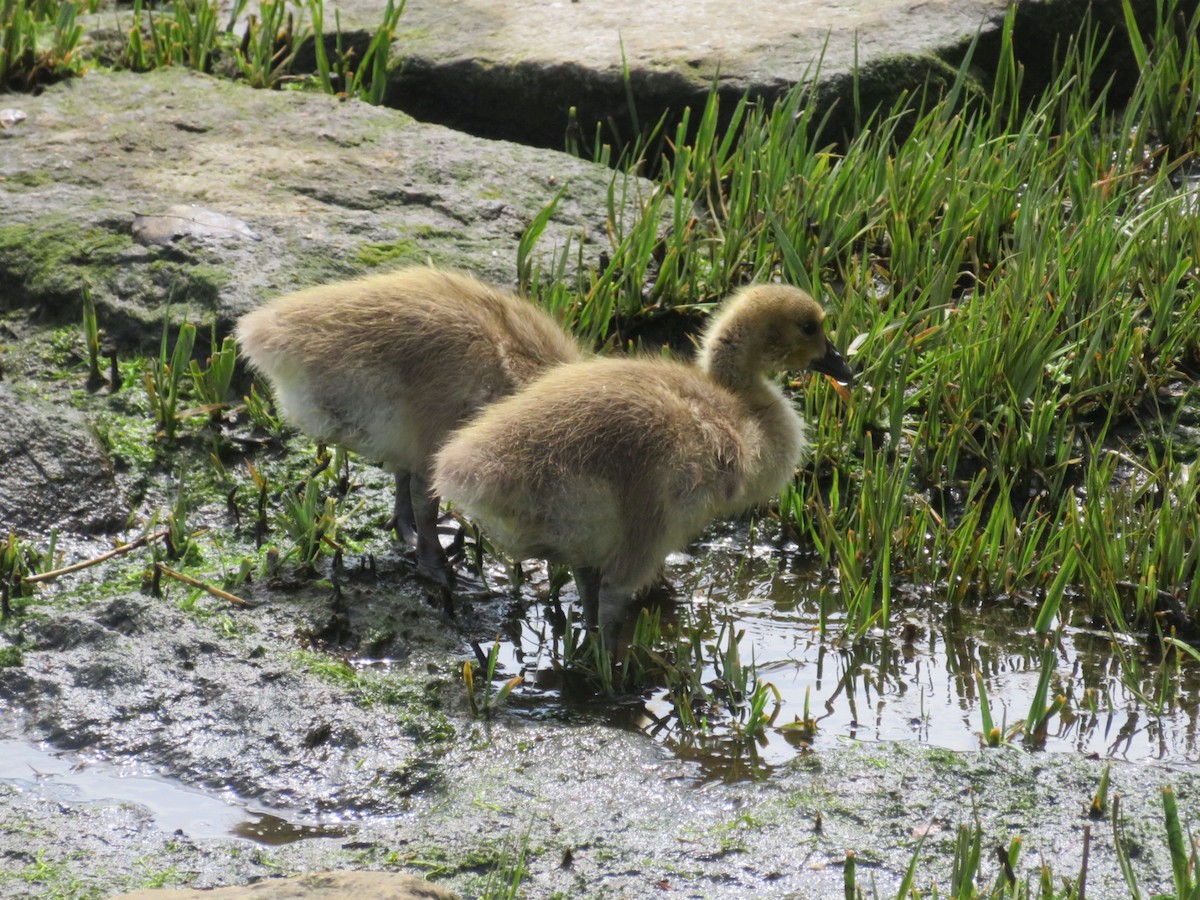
[0,68,632,351]
[377,0,1011,148]
[0,383,128,535]
[132,205,264,246]
[112,871,459,900]
[321,0,1144,151]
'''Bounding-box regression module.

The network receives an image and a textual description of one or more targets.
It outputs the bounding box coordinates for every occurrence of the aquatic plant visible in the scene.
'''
[144,319,196,443]
[0,0,89,90]
[188,328,238,415]
[235,0,303,89]
[243,380,282,433]
[308,0,405,104]
[277,466,341,571]
[1121,0,1200,160]
[0,532,47,619]
[79,283,105,389]
[463,636,522,719]
[1019,638,1069,749]
[110,0,407,99]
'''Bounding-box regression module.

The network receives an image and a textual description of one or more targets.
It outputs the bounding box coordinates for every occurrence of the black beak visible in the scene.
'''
[810,343,855,385]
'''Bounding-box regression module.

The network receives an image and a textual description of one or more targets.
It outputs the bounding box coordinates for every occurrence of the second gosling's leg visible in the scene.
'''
[574,566,602,629]
[597,584,633,653]
[409,472,453,587]
[389,471,418,545]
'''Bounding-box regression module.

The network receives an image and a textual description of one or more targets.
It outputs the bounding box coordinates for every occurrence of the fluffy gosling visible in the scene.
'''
[236,266,584,584]
[433,283,853,644]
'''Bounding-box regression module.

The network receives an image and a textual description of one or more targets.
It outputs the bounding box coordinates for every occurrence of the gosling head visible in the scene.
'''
[699,284,855,387]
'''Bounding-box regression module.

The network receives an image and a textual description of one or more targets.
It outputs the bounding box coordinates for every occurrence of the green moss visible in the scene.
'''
[0,849,93,897]
[145,261,229,309]
[392,27,432,43]
[2,170,54,188]
[291,650,455,743]
[92,410,158,470]
[132,866,185,889]
[0,222,132,317]
[0,646,23,667]
[265,249,361,296]
[353,239,422,268]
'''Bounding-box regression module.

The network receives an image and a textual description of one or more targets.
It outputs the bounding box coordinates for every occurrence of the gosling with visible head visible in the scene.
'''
[433,283,853,644]
[236,266,584,584]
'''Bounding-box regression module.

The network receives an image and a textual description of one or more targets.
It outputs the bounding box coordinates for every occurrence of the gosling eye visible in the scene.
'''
[800,320,819,337]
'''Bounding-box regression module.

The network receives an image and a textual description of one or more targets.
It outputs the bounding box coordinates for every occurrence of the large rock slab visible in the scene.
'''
[0,68,628,350]
[350,0,1011,147]
[387,0,1007,89]
[333,0,1144,150]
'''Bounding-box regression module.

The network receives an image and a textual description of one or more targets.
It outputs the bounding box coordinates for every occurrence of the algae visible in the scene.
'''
[0,222,131,318]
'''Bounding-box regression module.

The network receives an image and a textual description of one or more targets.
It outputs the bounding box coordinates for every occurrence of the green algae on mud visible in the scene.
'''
[0,223,132,316]
[0,221,236,351]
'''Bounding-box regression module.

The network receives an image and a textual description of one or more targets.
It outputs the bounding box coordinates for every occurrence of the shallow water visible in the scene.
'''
[482,523,1200,781]
[0,733,346,845]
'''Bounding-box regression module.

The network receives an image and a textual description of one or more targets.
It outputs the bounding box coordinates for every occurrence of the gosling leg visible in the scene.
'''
[410,472,453,587]
[598,584,633,653]
[388,471,418,545]
[574,566,602,629]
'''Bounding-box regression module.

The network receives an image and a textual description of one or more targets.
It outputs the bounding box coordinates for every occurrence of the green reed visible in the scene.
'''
[463,636,522,719]
[308,0,403,104]
[0,0,88,90]
[188,328,238,414]
[79,283,104,389]
[1,532,50,620]
[1122,0,1200,160]
[123,0,230,72]
[235,0,302,88]
[275,449,353,571]
[144,320,196,442]
[519,0,1200,636]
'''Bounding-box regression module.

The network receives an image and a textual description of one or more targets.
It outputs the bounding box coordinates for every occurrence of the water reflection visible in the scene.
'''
[495,523,1200,780]
[0,733,345,843]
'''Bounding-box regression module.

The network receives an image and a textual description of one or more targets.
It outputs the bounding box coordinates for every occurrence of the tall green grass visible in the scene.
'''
[3,0,403,101]
[524,0,1200,640]
[0,0,91,89]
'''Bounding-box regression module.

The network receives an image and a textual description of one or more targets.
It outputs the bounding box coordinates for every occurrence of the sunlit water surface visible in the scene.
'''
[0,730,348,844]
[480,524,1200,781]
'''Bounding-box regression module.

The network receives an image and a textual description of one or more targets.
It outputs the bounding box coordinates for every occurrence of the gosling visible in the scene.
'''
[236,266,584,585]
[433,283,854,645]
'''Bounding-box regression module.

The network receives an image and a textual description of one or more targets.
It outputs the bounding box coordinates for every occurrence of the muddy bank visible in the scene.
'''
[1,541,1194,897]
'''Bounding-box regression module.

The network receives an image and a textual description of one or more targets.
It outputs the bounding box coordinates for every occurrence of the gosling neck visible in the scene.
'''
[698,320,771,397]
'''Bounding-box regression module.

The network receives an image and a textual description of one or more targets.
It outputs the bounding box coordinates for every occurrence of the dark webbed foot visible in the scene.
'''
[411,472,454,589]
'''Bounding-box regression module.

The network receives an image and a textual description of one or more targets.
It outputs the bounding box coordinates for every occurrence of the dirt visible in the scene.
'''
[0,397,1192,898]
